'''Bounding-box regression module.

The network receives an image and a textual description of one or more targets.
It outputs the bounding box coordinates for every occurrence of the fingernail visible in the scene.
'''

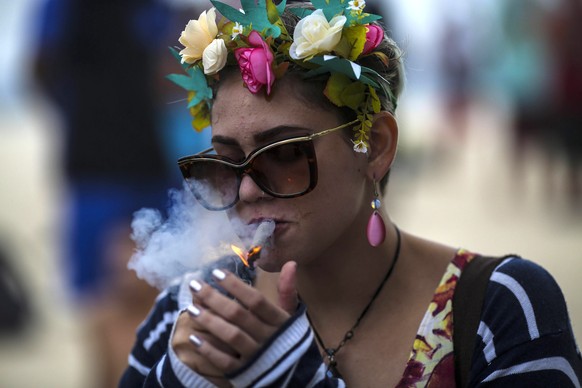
[212,269,226,281]
[187,304,201,317]
[189,334,203,347]
[189,279,202,292]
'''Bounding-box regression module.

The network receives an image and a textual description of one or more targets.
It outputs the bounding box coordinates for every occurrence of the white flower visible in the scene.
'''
[353,140,368,153]
[178,8,218,64]
[289,9,347,60]
[348,0,366,13]
[348,0,366,12]
[231,22,244,40]
[202,39,227,75]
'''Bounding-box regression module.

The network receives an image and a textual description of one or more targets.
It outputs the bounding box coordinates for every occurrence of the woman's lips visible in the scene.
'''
[249,217,282,226]
[248,218,290,234]
[273,221,287,232]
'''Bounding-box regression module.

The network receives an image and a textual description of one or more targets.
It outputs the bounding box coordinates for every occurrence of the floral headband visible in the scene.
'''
[168,0,395,153]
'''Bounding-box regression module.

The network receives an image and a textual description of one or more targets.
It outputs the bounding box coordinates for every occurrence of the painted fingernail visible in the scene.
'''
[189,279,202,292]
[187,304,201,317]
[189,334,203,347]
[212,269,226,281]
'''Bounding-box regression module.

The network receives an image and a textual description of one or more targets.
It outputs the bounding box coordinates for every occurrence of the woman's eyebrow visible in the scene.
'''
[211,135,239,146]
[253,125,311,143]
[211,125,313,147]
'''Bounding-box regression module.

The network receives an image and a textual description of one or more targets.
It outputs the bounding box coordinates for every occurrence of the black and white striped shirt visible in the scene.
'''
[119,256,582,387]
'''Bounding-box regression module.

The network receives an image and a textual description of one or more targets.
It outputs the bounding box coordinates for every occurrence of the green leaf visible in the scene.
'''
[345,11,382,26]
[211,0,282,38]
[307,55,362,80]
[190,102,211,132]
[187,91,209,109]
[358,73,380,89]
[335,25,367,60]
[341,81,366,110]
[369,86,381,113]
[166,74,196,91]
[324,73,366,110]
[267,0,286,24]
[311,0,346,20]
[304,58,382,92]
[168,47,191,72]
[166,64,212,107]
[324,73,352,107]
[357,13,382,24]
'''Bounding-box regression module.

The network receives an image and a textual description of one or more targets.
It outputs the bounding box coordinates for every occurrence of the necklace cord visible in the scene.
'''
[308,226,402,374]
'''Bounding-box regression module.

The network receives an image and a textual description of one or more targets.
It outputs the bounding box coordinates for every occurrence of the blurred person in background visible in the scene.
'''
[546,0,582,211]
[496,1,554,199]
[496,0,582,213]
[33,0,179,385]
[438,18,473,144]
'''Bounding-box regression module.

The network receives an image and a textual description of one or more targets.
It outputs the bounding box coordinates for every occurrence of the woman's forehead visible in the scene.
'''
[211,78,340,142]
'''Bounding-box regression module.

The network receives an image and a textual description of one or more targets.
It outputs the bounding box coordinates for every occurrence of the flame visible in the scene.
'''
[231,244,249,267]
[231,244,262,268]
[247,246,262,262]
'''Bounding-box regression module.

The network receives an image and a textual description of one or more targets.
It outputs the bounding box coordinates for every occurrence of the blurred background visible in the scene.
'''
[0,0,580,386]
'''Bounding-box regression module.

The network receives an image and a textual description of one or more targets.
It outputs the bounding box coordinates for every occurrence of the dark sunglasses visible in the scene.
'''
[178,120,358,210]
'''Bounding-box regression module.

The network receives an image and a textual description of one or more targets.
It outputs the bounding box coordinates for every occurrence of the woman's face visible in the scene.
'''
[211,75,370,271]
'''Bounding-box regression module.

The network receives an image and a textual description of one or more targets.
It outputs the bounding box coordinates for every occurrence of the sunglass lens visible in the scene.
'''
[184,162,238,210]
[251,141,313,196]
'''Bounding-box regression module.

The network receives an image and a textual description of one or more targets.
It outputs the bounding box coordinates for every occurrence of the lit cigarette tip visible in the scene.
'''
[247,246,262,269]
[231,220,275,269]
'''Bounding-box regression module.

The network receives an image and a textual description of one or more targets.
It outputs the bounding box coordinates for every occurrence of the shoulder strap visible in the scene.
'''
[453,255,507,387]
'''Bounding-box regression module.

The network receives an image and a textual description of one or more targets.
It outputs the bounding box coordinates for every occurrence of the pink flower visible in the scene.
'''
[362,24,383,55]
[234,31,275,94]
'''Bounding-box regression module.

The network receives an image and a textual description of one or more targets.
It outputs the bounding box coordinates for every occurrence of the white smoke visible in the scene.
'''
[128,185,275,290]
[128,186,238,289]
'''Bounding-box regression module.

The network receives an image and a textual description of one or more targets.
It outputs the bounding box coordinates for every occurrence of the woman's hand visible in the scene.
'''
[172,310,232,387]
[172,261,298,380]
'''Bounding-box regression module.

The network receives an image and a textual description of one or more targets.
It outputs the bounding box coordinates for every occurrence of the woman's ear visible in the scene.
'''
[366,111,398,180]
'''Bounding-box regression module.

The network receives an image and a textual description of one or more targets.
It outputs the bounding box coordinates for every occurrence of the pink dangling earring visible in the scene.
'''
[367,179,386,247]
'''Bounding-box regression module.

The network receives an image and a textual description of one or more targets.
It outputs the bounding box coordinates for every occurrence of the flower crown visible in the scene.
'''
[168,0,396,153]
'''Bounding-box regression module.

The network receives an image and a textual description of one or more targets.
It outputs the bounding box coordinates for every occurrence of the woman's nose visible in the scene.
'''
[238,174,268,204]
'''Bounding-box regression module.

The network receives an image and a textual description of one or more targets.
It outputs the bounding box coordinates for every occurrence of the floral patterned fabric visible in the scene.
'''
[396,249,476,387]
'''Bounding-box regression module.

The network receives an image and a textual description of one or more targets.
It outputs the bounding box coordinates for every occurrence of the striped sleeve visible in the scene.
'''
[119,292,346,387]
[469,257,582,387]
[119,286,184,387]
[226,304,345,388]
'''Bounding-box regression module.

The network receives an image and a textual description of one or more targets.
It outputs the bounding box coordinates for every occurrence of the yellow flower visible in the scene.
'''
[188,92,210,132]
[202,39,227,75]
[178,8,219,64]
[289,9,346,60]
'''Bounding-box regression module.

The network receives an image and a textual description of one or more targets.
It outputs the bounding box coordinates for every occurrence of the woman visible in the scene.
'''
[121,1,582,386]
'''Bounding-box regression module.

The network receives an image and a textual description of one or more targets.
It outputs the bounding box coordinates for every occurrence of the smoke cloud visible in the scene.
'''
[128,186,243,289]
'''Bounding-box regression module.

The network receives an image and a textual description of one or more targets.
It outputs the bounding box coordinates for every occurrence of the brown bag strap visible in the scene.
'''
[453,255,510,387]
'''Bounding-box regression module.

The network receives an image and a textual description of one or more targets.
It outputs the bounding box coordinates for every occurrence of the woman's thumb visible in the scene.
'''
[278,261,298,315]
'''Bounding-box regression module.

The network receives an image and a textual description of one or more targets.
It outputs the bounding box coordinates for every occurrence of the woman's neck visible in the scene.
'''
[296,218,401,320]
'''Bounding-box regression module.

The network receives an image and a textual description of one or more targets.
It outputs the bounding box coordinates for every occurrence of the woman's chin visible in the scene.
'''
[255,254,287,273]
